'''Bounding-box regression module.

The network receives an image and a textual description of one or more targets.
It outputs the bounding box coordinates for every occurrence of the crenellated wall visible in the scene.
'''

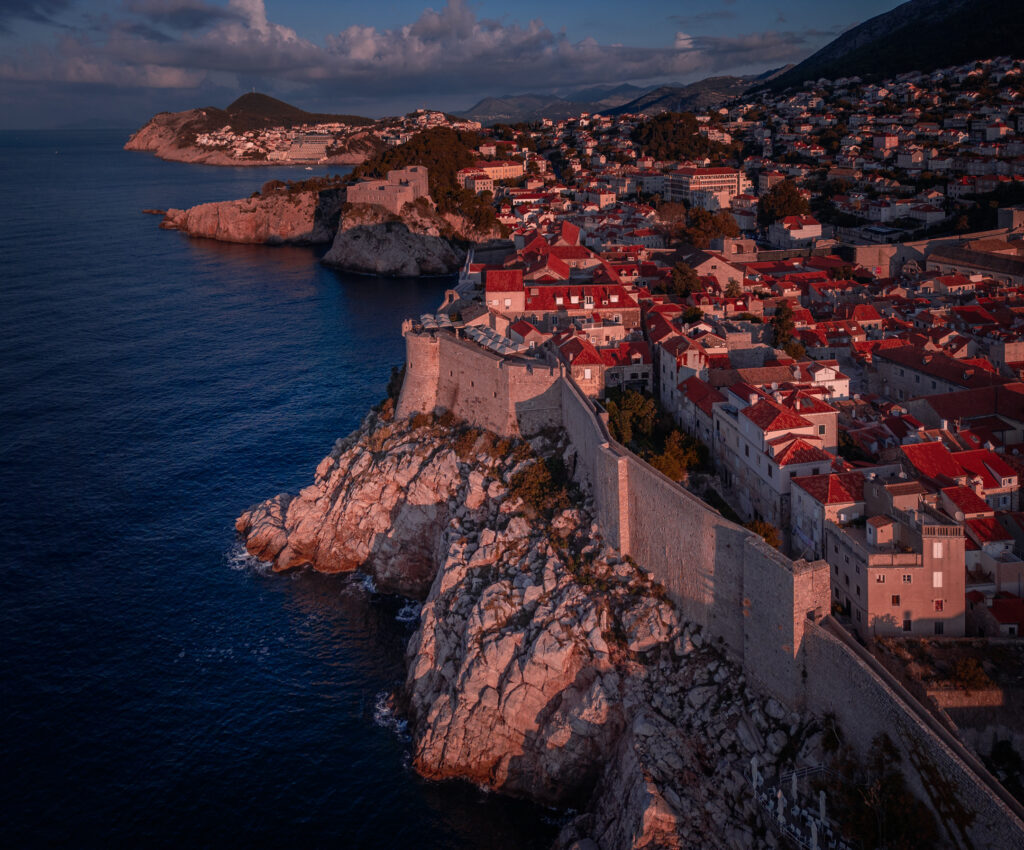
[396,326,1024,846]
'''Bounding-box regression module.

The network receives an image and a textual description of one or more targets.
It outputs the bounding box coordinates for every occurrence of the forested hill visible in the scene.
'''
[183,93,375,136]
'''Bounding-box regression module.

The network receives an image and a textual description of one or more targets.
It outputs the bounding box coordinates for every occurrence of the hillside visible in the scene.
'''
[460,84,649,125]
[607,73,780,116]
[768,0,1024,90]
[124,93,379,166]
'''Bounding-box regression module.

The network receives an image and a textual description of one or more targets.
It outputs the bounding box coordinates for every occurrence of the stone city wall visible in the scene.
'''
[396,327,1024,846]
[803,620,1024,849]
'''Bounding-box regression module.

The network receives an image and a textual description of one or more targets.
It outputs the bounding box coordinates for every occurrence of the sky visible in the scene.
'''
[0,0,905,129]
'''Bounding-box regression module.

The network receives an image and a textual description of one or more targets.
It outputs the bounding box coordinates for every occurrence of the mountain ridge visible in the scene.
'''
[767,0,1024,90]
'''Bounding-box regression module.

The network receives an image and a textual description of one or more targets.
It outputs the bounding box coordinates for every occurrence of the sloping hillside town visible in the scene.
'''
[391,56,1024,645]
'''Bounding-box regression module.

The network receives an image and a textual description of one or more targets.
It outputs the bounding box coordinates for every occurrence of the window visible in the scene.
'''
[891,594,901,606]
[934,622,944,635]
[903,619,912,632]
[934,600,944,612]
[844,575,849,587]
[876,574,886,584]
[583,368,592,380]
[745,445,749,457]
[819,425,826,435]
[931,380,936,390]
[856,586,860,597]
[932,541,943,559]
[902,574,912,584]
[933,571,943,589]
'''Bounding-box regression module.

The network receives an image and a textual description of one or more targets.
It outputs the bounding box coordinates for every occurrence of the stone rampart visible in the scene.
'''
[396,329,560,436]
[397,326,1024,846]
[803,619,1024,848]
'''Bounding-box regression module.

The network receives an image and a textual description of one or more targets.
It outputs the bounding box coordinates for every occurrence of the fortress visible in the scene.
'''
[397,322,1024,849]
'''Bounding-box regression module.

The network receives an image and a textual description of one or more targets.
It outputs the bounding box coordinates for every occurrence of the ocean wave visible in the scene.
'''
[395,600,422,624]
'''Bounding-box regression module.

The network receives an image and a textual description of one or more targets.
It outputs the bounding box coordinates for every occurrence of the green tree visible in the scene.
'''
[681,306,704,324]
[605,390,658,446]
[757,179,810,226]
[724,279,743,298]
[671,262,702,298]
[745,519,781,549]
[630,112,728,161]
[650,430,705,481]
[682,207,740,249]
[771,300,797,349]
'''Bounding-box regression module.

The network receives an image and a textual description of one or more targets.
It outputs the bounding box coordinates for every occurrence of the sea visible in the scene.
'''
[0,131,556,848]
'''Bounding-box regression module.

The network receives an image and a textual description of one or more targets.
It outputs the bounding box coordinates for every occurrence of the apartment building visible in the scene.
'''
[825,479,966,638]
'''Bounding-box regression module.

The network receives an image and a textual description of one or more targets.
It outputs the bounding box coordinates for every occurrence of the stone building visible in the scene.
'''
[346,166,430,214]
[824,478,966,638]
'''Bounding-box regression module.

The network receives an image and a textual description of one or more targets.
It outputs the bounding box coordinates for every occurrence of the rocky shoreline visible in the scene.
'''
[237,408,831,848]
[159,191,491,277]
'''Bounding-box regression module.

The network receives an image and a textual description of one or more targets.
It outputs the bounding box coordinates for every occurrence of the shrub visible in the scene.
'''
[951,657,993,691]
[454,428,482,460]
[386,364,406,402]
[508,457,571,517]
[410,412,433,429]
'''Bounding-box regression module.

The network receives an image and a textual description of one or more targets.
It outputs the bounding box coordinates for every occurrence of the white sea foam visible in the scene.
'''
[225,541,271,574]
[373,690,409,738]
[358,572,377,594]
[395,600,422,624]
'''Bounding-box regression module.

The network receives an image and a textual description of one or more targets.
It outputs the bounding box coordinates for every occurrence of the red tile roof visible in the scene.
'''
[901,441,963,483]
[966,516,1013,545]
[791,471,867,505]
[742,398,812,433]
[774,438,832,467]
[485,269,524,292]
[940,486,994,517]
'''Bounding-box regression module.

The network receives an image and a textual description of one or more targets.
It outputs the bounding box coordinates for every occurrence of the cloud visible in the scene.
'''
[674,31,694,50]
[0,0,74,32]
[0,0,834,105]
[123,0,245,31]
[670,10,735,28]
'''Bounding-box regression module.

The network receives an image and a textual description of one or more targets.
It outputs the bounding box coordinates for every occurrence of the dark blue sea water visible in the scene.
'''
[0,131,554,848]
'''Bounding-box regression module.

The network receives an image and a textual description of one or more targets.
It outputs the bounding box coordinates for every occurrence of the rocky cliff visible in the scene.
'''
[237,409,830,848]
[160,185,345,245]
[320,202,489,277]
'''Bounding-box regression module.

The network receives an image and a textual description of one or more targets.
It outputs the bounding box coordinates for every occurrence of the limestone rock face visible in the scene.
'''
[236,414,467,596]
[321,221,464,276]
[236,412,825,847]
[161,191,323,245]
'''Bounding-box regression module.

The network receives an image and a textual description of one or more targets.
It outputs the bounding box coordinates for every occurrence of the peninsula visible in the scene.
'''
[125,92,481,167]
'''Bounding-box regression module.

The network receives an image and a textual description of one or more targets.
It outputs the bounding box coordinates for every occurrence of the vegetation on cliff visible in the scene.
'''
[349,127,501,233]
